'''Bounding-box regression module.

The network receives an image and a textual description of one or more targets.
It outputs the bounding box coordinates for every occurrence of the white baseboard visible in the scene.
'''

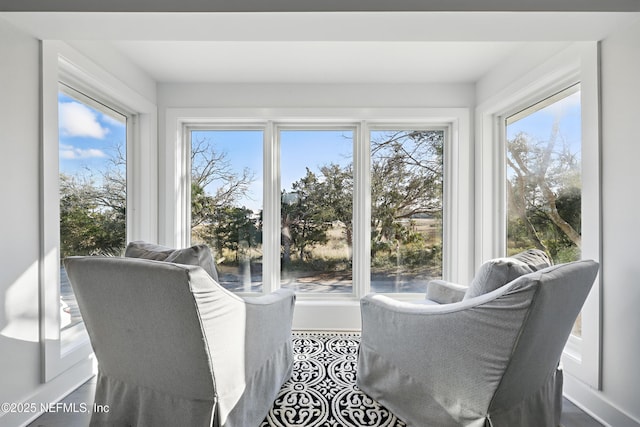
[564,373,640,427]
[292,299,362,330]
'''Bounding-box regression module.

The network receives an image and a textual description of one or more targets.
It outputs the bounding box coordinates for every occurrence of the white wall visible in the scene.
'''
[0,19,95,427]
[598,17,640,423]
[158,82,474,109]
[475,41,572,104]
[66,41,157,105]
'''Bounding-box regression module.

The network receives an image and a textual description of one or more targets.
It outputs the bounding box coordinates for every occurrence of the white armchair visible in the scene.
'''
[356,259,599,427]
[64,256,296,427]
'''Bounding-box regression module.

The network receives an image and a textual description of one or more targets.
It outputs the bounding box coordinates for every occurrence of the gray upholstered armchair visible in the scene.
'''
[356,258,599,427]
[65,256,296,427]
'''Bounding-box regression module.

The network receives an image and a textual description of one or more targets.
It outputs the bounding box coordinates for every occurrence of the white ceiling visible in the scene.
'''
[107,41,523,84]
[2,11,639,84]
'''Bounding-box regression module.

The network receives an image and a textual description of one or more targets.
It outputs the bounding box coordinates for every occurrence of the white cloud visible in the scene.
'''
[59,101,109,139]
[59,144,108,160]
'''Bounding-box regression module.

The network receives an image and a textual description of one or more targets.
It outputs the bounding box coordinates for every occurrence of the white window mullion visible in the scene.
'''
[353,121,370,298]
[263,121,280,293]
[181,126,192,249]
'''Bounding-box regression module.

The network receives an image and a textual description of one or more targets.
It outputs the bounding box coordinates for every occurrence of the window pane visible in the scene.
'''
[370,130,444,293]
[280,129,354,293]
[506,86,582,335]
[190,130,263,292]
[59,88,127,331]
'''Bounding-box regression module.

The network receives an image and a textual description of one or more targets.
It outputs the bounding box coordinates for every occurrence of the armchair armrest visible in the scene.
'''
[188,269,296,424]
[425,279,467,303]
[243,289,296,369]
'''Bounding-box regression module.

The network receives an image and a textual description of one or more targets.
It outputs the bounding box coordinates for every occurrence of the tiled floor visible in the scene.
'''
[28,375,603,427]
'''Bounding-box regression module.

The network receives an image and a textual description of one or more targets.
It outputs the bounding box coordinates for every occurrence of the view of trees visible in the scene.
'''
[188,129,445,289]
[59,145,126,258]
[281,164,353,266]
[190,136,260,261]
[370,130,443,279]
[60,120,581,290]
[506,101,582,264]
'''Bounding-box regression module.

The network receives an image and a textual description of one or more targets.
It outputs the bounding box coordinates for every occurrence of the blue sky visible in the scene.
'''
[58,92,354,213]
[280,130,353,189]
[59,88,581,211]
[506,90,581,156]
[58,92,126,177]
[192,129,264,210]
[193,129,353,211]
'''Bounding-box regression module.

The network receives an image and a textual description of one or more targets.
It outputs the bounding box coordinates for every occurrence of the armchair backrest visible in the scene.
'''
[64,256,216,401]
[490,259,599,411]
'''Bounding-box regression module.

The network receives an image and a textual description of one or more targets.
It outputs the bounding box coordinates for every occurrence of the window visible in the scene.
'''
[190,129,264,292]
[370,129,444,293]
[58,84,128,338]
[505,85,583,336]
[167,107,470,328]
[42,41,156,381]
[279,128,354,294]
[476,42,600,389]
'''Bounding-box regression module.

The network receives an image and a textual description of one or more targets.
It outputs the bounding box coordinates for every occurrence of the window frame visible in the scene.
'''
[165,108,471,328]
[57,82,131,337]
[475,42,601,388]
[186,124,268,293]
[41,41,157,381]
[276,123,358,298]
[367,124,450,293]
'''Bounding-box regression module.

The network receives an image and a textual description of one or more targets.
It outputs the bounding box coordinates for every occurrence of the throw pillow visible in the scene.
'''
[463,258,533,300]
[124,241,175,261]
[510,249,553,271]
[125,241,219,282]
[165,244,219,282]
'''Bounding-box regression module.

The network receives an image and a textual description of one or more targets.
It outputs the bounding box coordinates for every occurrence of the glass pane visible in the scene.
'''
[190,130,263,292]
[59,88,127,331]
[506,86,582,335]
[370,130,444,293]
[280,129,354,293]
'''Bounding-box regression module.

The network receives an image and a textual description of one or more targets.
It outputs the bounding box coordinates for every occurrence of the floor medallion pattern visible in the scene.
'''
[261,332,407,427]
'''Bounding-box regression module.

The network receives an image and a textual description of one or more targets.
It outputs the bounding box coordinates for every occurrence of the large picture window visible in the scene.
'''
[370,129,444,293]
[475,44,600,388]
[42,41,156,381]
[189,129,264,292]
[58,84,128,341]
[167,106,470,333]
[505,85,583,336]
[168,108,470,327]
[279,128,354,294]
[183,120,452,298]
[506,85,582,263]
